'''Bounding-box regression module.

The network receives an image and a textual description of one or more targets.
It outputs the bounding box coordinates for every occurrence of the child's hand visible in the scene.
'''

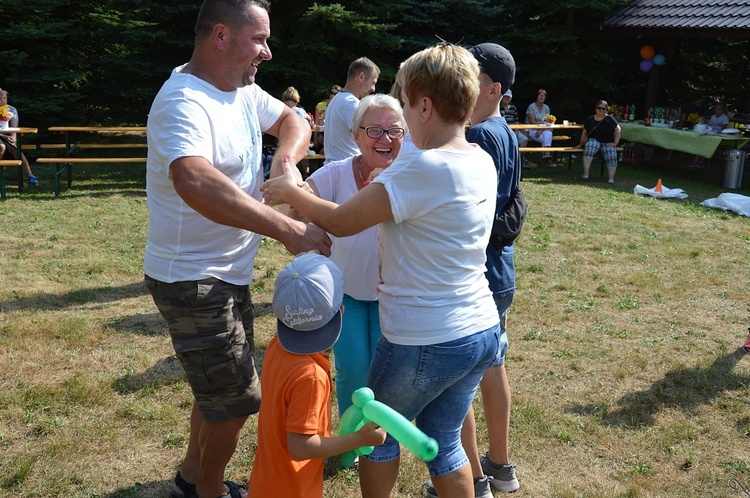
[356,422,387,447]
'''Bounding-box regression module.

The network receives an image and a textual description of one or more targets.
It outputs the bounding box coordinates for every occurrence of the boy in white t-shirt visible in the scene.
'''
[709,102,730,133]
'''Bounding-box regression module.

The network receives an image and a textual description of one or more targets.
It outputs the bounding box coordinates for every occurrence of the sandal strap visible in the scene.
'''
[222,480,247,498]
[181,478,246,498]
[171,471,196,498]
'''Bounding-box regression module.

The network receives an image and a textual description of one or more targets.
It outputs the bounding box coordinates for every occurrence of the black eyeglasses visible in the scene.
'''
[596,106,607,110]
[359,126,405,140]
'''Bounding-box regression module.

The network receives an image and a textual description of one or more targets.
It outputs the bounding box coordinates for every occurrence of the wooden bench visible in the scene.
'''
[35,126,147,197]
[519,146,583,169]
[519,146,624,173]
[0,159,23,201]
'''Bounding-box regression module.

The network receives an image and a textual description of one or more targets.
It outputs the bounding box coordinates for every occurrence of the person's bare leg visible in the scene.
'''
[582,156,593,178]
[21,153,34,178]
[180,403,249,498]
[359,458,400,498]
[176,403,204,488]
[480,365,511,465]
[461,407,484,478]
[430,464,474,498]
[607,165,617,183]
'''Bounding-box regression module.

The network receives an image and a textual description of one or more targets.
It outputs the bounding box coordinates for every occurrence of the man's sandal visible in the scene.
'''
[171,471,196,498]
[189,480,248,498]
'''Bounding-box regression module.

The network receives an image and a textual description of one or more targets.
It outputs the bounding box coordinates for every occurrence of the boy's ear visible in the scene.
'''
[340,305,345,316]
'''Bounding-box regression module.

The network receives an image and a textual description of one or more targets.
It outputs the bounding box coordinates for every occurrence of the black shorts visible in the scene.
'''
[0,134,19,160]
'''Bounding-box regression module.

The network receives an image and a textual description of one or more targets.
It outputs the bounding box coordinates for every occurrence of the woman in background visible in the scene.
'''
[0,88,38,186]
[525,88,554,167]
[282,86,313,125]
[579,100,621,184]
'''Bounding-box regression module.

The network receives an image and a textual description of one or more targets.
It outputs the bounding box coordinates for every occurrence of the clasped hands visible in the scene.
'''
[261,158,385,207]
[261,159,310,207]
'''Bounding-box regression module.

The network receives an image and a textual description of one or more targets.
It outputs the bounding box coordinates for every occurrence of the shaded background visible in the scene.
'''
[1,0,748,133]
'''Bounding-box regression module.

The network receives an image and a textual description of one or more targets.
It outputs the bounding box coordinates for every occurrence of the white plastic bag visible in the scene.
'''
[633,183,688,199]
[700,193,750,216]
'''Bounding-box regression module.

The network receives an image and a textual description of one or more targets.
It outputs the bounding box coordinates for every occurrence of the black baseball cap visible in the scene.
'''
[469,43,516,92]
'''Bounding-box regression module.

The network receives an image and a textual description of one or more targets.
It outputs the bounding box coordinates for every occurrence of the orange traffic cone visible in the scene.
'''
[655,178,663,193]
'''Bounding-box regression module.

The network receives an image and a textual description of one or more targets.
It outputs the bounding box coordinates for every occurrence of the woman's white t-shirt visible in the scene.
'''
[308,157,380,301]
[372,147,500,346]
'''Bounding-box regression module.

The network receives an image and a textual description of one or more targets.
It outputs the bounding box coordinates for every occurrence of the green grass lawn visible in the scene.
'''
[0,153,748,497]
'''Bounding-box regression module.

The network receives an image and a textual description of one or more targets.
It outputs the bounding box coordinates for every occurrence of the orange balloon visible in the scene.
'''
[640,45,655,60]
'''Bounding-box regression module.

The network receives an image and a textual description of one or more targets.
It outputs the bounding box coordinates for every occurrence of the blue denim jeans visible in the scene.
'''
[363,324,501,477]
[491,292,513,367]
[333,295,381,416]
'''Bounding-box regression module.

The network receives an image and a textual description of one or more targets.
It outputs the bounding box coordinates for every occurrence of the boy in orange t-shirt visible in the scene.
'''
[248,253,385,498]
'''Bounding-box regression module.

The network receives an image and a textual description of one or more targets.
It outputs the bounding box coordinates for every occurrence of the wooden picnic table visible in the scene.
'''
[36,126,147,197]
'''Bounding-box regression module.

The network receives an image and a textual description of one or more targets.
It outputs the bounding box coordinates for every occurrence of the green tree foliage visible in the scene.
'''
[1,0,98,126]
[498,0,646,121]
[660,38,749,111]
[261,0,399,108]
[0,0,196,129]
[0,0,747,129]
[86,0,197,124]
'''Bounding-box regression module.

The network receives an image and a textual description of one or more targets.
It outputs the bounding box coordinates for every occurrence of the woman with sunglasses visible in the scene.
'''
[297,93,406,418]
[579,100,621,183]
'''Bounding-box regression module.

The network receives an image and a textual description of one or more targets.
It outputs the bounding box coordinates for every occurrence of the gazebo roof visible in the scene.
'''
[600,0,750,39]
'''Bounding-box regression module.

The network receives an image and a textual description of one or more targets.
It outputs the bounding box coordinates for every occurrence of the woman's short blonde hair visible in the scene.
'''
[396,43,479,124]
[281,86,300,104]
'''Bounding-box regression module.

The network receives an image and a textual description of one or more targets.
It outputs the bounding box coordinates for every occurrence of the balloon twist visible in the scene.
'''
[338,387,439,468]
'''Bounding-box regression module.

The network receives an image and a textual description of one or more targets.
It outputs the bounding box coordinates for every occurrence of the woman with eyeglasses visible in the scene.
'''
[262,43,500,498]
[579,100,621,183]
[292,93,405,418]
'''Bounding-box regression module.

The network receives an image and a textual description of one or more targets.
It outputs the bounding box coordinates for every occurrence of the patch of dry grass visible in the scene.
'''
[0,161,748,497]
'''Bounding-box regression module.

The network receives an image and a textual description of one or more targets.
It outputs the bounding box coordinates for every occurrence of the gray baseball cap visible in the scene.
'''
[273,253,344,354]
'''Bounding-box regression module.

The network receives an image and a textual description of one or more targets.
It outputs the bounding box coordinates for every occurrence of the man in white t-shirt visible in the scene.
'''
[144,2,331,498]
[322,57,380,164]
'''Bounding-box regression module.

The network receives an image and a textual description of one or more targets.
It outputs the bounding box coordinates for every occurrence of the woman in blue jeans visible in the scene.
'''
[262,43,501,498]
